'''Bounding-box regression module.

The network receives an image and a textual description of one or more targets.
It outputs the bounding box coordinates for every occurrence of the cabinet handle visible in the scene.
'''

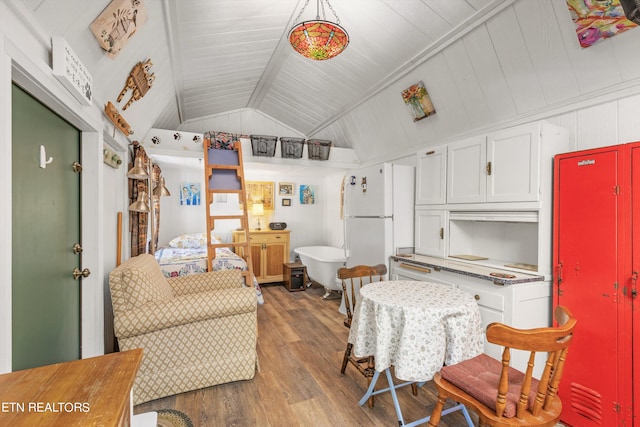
[486,161,492,176]
[425,150,435,155]
[400,263,431,274]
[439,228,444,239]
[474,294,480,301]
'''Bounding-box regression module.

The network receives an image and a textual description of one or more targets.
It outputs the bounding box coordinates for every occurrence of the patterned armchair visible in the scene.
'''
[109,254,258,404]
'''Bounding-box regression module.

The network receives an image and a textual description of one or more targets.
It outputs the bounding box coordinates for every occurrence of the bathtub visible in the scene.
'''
[294,246,346,299]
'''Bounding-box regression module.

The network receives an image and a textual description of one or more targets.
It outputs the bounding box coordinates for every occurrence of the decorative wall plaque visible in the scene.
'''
[52,37,92,106]
[90,0,147,57]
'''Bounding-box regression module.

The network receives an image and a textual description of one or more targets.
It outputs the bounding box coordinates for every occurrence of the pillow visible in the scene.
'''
[168,232,220,248]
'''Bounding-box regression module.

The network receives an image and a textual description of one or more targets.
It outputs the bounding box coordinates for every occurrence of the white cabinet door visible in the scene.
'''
[416,146,446,205]
[446,136,486,203]
[486,123,540,202]
[414,208,446,257]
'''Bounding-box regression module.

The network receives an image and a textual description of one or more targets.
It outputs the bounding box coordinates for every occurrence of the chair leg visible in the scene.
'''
[366,356,375,408]
[428,394,447,426]
[411,382,418,396]
[341,343,352,374]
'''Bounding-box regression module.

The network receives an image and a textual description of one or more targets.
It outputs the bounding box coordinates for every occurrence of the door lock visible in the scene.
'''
[72,268,91,280]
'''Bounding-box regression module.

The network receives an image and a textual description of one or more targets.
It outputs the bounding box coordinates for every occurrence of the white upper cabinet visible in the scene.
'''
[415,146,447,205]
[446,136,487,203]
[445,122,547,204]
[486,123,541,203]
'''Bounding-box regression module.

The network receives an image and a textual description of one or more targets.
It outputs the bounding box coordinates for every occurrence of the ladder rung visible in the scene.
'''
[209,215,246,220]
[208,189,243,194]
[207,164,240,170]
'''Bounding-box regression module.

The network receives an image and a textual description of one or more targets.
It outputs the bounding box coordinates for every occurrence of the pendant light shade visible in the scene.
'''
[289,0,349,60]
[153,176,171,197]
[127,156,149,179]
[129,190,150,212]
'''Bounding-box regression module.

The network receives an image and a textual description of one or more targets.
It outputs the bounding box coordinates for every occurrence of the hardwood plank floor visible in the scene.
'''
[134,283,479,426]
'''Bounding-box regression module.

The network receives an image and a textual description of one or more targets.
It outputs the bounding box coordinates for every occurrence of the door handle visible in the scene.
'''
[73,243,83,254]
[72,268,91,280]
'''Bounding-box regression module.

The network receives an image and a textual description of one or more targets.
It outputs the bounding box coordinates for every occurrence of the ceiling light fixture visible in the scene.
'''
[288,0,349,60]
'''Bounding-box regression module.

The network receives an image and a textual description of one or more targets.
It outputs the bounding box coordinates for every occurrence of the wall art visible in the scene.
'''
[566,0,636,48]
[90,0,147,57]
[282,198,291,207]
[401,81,436,122]
[279,182,294,196]
[246,181,275,210]
[299,185,316,205]
[180,183,200,206]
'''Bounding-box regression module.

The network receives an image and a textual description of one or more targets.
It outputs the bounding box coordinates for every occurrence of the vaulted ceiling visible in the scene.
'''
[17,0,640,163]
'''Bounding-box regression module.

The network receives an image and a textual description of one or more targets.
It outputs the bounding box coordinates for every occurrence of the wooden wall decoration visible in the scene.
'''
[90,0,147,57]
[105,101,133,136]
[117,59,155,110]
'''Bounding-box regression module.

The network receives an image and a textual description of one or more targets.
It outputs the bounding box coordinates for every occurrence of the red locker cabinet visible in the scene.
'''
[553,142,638,426]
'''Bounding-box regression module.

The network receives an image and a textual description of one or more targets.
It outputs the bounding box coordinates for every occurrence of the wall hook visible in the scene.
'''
[40,145,53,169]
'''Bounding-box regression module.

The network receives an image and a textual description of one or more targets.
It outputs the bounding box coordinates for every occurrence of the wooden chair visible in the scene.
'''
[428,305,577,427]
[339,264,417,407]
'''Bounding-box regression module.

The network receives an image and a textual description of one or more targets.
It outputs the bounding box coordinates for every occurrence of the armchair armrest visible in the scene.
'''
[167,269,242,296]
[114,287,256,339]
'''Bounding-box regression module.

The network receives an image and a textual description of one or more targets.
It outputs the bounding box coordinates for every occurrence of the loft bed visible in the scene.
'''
[154,232,264,305]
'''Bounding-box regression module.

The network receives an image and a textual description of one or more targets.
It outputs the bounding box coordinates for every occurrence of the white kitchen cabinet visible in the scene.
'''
[414,208,446,257]
[446,122,552,204]
[415,145,447,205]
[446,136,486,203]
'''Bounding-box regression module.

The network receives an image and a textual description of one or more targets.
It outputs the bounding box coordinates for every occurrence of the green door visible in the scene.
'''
[11,84,81,370]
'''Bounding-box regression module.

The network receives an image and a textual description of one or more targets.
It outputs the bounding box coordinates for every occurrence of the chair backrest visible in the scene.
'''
[487,305,577,420]
[338,264,387,327]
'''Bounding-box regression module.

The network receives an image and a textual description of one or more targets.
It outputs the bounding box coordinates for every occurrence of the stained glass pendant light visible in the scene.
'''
[288,0,349,60]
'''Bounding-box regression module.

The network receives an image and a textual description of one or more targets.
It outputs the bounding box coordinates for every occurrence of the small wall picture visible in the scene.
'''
[279,182,294,196]
[282,198,291,207]
[401,81,436,122]
[180,182,201,206]
[300,185,316,205]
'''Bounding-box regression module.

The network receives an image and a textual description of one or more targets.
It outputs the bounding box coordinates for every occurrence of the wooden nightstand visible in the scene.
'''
[232,230,290,284]
[283,262,308,292]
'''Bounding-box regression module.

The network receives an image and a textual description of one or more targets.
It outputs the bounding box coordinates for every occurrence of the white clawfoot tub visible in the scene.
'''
[294,246,346,299]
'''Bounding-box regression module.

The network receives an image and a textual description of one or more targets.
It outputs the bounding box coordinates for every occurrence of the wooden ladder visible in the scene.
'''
[203,133,254,285]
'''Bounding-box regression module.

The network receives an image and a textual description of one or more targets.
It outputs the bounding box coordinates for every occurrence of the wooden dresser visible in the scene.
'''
[232,230,290,284]
[0,349,143,426]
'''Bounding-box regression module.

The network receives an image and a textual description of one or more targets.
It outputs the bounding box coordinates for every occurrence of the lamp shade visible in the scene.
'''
[288,20,349,60]
[127,156,149,179]
[153,176,171,197]
[252,203,264,216]
[129,191,150,212]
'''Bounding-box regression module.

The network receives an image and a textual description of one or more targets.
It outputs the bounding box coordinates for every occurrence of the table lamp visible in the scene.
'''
[252,203,264,230]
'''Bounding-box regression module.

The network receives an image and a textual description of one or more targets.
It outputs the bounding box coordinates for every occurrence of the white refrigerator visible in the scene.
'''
[343,163,415,269]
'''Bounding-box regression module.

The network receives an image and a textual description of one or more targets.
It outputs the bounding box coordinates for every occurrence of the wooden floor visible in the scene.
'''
[134,282,479,426]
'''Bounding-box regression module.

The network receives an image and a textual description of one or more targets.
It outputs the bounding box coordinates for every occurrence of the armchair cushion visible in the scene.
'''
[440,353,539,418]
[167,269,242,296]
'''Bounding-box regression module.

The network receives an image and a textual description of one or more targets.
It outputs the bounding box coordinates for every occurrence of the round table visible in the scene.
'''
[348,280,484,382]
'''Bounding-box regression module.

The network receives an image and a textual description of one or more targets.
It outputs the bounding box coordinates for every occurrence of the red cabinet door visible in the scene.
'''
[553,146,630,426]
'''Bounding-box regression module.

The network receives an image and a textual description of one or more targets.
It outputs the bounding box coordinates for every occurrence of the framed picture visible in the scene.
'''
[282,198,291,207]
[401,81,436,122]
[299,185,316,205]
[279,182,294,196]
[180,183,201,206]
[246,181,275,210]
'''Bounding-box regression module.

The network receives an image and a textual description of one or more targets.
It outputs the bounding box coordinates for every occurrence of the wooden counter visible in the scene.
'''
[0,349,142,426]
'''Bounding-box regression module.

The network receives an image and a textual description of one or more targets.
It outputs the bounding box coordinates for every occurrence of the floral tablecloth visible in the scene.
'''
[348,281,484,382]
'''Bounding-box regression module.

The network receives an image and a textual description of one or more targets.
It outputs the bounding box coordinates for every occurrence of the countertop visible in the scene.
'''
[391,254,545,285]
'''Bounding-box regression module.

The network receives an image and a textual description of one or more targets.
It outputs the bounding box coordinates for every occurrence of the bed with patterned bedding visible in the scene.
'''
[154,242,263,304]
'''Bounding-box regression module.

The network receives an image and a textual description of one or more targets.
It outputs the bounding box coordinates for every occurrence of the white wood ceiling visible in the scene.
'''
[17,0,640,162]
